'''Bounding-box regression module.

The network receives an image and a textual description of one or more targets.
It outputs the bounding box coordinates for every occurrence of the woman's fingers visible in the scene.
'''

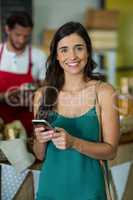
[34,127,55,143]
[52,129,74,149]
[55,127,64,132]
[52,132,68,149]
[52,131,61,138]
[34,126,72,148]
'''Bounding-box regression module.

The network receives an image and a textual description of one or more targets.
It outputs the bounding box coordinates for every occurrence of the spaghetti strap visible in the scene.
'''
[94,80,102,106]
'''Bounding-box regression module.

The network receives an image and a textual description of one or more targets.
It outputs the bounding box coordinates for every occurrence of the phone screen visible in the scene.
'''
[32,119,54,130]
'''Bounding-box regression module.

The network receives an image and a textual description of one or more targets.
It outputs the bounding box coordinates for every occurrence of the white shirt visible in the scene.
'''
[0,43,47,81]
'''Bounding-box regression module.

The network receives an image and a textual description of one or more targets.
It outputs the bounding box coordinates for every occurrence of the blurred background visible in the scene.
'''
[1,0,133,89]
[0,0,133,86]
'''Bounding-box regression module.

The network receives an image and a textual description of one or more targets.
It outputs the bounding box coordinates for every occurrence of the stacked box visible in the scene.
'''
[85,9,119,30]
[42,29,56,55]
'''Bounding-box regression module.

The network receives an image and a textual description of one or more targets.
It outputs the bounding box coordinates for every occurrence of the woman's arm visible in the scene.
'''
[32,88,47,161]
[72,83,120,160]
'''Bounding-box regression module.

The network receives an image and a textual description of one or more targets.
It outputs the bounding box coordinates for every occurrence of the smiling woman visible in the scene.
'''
[33,21,120,200]
[57,33,88,76]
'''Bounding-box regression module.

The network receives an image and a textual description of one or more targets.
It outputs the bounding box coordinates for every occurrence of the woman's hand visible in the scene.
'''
[34,126,55,143]
[52,128,75,150]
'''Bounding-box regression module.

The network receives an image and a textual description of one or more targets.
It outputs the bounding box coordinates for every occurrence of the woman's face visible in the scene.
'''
[57,33,88,76]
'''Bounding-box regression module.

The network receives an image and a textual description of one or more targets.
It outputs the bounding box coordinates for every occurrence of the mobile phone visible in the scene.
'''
[32,119,55,130]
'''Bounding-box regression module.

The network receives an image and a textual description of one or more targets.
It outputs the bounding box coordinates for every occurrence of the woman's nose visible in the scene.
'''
[69,49,77,59]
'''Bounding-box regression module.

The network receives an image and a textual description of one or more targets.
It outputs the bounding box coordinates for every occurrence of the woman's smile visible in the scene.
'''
[67,61,80,67]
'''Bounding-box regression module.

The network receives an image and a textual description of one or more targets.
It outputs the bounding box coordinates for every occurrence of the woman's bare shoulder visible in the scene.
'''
[98,81,118,106]
[99,81,117,94]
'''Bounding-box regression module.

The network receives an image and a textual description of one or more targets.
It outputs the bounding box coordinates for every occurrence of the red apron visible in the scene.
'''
[0,44,34,135]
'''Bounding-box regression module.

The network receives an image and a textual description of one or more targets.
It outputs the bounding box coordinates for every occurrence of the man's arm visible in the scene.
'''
[31,47,47,84]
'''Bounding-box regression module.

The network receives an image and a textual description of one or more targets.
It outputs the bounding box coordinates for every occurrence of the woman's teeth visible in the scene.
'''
[68,62,78,67]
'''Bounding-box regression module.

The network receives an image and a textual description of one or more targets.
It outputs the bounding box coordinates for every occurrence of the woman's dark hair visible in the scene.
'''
[6,11,33,29]
[38,21,101,120]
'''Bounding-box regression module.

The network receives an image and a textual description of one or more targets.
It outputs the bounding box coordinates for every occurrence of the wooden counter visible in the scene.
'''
[120,131,133,145]
[110,130,133,166]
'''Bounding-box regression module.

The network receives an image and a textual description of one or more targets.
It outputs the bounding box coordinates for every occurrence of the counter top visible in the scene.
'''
[120,131,133,145]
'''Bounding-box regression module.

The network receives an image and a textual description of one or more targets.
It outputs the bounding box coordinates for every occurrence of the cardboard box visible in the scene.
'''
[43,29,56,47]
[88,30,118,50]
[85,9,120,30]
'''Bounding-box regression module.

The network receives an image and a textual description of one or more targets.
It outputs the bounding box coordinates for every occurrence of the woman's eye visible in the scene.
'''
[76,46,83,51]
[61,48,68,53]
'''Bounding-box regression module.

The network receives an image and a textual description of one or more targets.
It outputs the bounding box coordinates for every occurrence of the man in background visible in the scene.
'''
[0,11,47,135]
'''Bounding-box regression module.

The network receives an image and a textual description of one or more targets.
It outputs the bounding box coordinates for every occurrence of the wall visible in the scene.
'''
[33,0,99,44]
[106,0,133,67]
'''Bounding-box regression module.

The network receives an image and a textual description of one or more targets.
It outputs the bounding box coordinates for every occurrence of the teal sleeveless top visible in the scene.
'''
[36,107,107,200]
